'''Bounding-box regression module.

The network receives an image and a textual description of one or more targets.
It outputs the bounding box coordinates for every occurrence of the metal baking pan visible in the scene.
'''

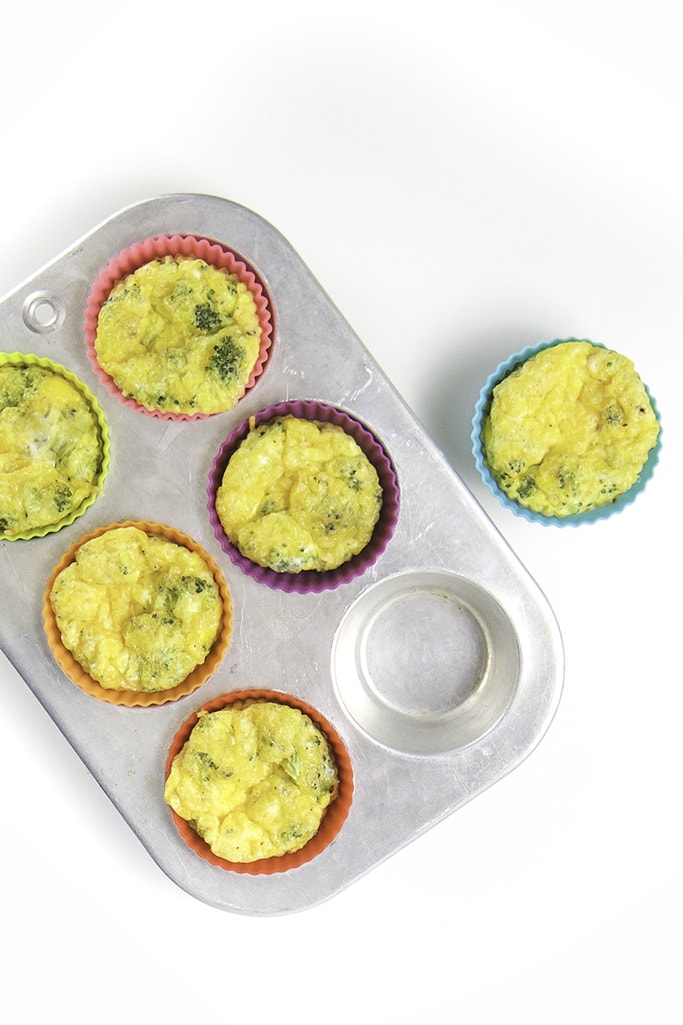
[0,194,564,915]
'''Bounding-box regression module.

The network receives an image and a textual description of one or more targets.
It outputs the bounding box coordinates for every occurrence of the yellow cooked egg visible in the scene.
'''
[164,701,339,862]
[94,256,262,415]
[0,363,104,538]
[482,340,660,516]
[215,415,383,572]
[50,526,223,692]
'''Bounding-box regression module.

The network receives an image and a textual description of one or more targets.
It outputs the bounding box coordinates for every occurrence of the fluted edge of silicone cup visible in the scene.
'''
[164,688,354,875]
[83,234,273,421]
[42,520,233,706]
[207,399,400,593]
[0,351,110,541]
[470,337,662,526]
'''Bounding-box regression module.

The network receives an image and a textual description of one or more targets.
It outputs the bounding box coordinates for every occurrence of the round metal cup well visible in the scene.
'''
[332,570,519,755]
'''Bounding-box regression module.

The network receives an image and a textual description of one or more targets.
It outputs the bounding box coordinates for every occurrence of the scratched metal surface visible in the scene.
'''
[0,194,563,915]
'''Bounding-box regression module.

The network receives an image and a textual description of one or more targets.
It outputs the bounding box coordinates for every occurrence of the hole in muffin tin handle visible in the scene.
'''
[22,291,65,333]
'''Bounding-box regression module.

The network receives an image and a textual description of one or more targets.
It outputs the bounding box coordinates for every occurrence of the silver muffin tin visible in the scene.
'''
[0,194,564,915]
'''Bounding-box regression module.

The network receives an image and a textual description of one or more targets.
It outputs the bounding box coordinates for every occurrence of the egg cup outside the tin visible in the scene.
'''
[207,399,400,594]
[470,337,662,526]
[83,234,273,422]
[0,351,111,541]
[42,519,233,707]
[165,688,354,876]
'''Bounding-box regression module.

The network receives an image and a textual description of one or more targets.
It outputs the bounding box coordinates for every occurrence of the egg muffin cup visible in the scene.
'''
[43,520,233,707]
[84,234,273,421]
[207,399,400,593]
[0,351,110,541]
[471,338,662,526]
[165,689,354,875]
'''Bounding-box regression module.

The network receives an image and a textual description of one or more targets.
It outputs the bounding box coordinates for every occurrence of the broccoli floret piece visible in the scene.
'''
[53,483,73,513]
[257,418,286,438]
[0,367,39,410]
[159,583,181,607]
[180,575,210,594]
[206,336,244,382]
[159,575,213,610]
[194,303,223,333]
[0,514,16,533]
[343,467,362,492]
[517,475,536,500]
[279,825,306,843]
[283,749,301,781]
[267,547,314,572]
[193,749,234,782]
[556,468,576,492]
[197,752,221,772]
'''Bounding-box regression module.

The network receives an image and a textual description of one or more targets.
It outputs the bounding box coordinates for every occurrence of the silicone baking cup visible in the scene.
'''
[207,400,400,593]
[165,689,354,876]
[42,520,233,707]
[0,351,110,541]
[83,234,273,421]
[471,338,662,526]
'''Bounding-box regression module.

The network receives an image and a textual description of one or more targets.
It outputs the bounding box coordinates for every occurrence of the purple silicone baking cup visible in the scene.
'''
[207,400,400,593]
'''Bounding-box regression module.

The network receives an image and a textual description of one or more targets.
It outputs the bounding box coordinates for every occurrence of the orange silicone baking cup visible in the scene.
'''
[42,520,233,707]
[165,689,354,875]
[83,234,273,421]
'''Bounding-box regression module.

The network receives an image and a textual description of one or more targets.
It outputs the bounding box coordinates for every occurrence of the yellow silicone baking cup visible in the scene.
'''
[42,520,233,707]
[0,352,110,541]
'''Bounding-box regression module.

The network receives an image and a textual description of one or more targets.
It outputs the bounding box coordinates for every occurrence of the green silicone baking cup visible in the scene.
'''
[0,351,111,540]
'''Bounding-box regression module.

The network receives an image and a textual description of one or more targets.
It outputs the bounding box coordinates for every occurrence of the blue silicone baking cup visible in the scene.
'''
[471,338,662,526]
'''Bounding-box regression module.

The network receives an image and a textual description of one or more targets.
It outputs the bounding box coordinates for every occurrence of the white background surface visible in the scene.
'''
[1,2,680,1021]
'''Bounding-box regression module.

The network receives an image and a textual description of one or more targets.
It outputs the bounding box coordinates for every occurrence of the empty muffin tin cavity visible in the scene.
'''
[333,571,518,755]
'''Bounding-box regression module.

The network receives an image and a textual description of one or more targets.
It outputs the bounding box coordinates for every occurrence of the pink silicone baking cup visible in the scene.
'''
[83,234,273,421]
[165,689,354,875]
[42,520,233,707]
[207,400,400,594]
